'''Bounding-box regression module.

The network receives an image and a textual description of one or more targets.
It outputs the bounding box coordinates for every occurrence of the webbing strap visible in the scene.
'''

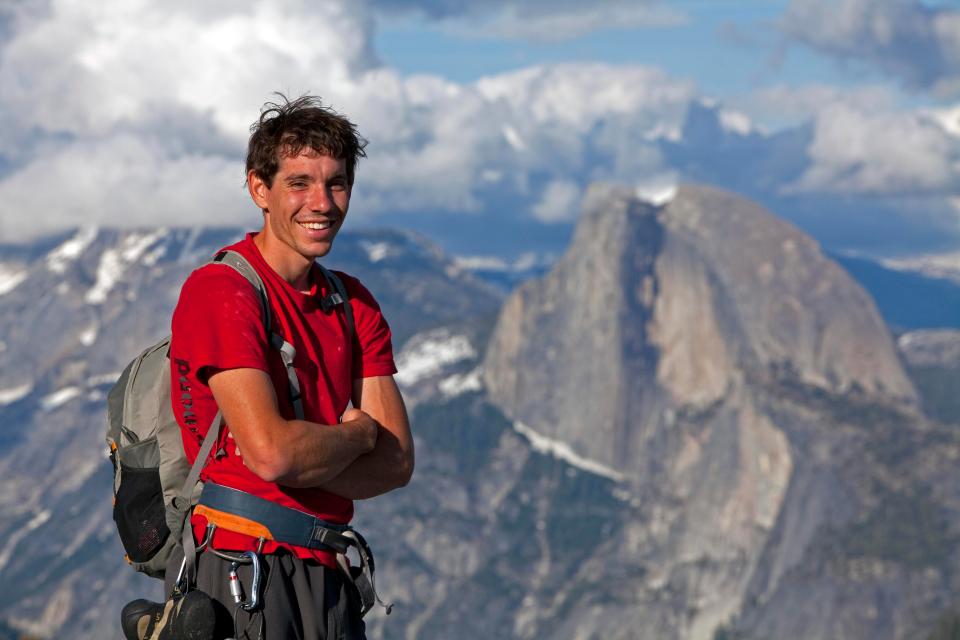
[317,265,355,345]
[271,333,304,421]
[176,409,221,591]
[178,409,222,501]
[198,483,352,553]
[337,529,393,616]
[200,483,392,617]
[212,251,272,334]
[212,250,305,420]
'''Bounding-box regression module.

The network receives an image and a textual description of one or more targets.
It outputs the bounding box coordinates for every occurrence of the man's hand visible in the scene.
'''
[341,408,379,451]
[318,375,413,500]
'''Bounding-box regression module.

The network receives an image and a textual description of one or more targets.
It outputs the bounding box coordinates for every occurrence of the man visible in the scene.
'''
[168,95,413,639]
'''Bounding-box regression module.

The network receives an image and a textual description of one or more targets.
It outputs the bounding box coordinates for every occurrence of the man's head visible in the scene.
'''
[246,94,367,188]
[246,95,368,275]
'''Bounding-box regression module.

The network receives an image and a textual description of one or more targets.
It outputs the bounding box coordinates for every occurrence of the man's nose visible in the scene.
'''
[307,185,332,213]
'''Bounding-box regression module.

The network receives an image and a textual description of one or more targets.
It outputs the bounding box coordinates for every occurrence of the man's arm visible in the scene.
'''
[208,368,378,487]
[318,375,414,500]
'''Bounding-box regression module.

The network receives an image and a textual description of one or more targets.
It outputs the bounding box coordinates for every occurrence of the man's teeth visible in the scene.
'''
[300,221,331,230]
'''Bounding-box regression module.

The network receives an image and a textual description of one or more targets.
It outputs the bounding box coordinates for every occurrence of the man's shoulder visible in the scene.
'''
[182,236,260,290]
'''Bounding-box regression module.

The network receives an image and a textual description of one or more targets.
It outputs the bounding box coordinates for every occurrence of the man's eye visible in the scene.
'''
[290,181,308,189]
[330,182,346,192]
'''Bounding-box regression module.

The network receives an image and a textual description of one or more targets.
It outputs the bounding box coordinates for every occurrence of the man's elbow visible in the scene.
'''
[242,444,294,484]
[395,450,415,488]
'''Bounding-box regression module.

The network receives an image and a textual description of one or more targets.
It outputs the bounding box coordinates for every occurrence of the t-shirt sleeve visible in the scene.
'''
[338,272,398,379]
[170,265,269,382]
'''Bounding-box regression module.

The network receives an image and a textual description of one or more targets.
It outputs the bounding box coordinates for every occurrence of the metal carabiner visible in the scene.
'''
[228,551,262,612]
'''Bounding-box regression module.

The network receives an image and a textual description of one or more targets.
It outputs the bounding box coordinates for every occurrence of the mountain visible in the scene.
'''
[897,329,960,424]
[0,226,500,639]
[1,186,959,640]
[481,183,957,639]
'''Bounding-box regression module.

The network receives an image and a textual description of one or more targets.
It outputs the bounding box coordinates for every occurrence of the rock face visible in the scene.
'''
[485,183,915,475]
[482,184,954,639]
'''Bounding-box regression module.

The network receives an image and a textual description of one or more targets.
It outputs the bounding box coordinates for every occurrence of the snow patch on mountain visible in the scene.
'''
[46,228,98,274]
[719,108,754,136]
[635,181,677,206]
[513,421,624,482]
[0,510,50,571]
[41,387,81,410]
[0,383,33,405]
[360,241,393,263]
[79,324,98,346]
[87,372,122,386]
[85,230,166,304]
[396,330,476,387]
[438,367,483,398]
[0,266,27,296]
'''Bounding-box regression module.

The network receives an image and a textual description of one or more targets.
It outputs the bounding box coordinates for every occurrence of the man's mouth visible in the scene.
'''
[298,221,333,231]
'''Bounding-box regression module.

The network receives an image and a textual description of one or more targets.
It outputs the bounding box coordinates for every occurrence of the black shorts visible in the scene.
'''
[166,549,366,640]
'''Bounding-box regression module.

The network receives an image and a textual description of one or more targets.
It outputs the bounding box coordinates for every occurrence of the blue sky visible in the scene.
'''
[377,1,841,94]
[0,0,957,262]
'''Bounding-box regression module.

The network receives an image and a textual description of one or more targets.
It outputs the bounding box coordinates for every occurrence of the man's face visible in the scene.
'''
[248,150,351,265]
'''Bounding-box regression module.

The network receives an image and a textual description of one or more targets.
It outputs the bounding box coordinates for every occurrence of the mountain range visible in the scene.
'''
[0,183,958,639]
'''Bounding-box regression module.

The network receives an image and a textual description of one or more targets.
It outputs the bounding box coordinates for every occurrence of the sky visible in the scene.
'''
[0,0,958,262]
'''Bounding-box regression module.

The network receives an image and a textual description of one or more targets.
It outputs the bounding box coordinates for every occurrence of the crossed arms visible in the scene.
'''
[208,368,413,500]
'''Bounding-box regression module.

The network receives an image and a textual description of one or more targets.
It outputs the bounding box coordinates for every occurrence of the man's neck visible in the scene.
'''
[253,232,313,292]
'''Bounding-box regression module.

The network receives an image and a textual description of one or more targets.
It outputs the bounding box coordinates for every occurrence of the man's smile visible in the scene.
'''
[298,221,333,230]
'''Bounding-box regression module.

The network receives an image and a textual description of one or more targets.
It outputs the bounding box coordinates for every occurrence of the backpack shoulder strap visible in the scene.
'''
[316,264,355,343]
[209,250,304,420]
[211,250,272,333]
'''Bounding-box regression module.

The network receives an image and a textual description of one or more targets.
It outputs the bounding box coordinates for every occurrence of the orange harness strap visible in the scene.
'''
[193,504,275,541]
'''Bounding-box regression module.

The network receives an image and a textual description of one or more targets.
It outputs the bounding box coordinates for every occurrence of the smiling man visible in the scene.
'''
[167,95,413,639]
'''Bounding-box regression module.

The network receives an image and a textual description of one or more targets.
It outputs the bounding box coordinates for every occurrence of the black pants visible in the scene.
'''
[166,550,366,640]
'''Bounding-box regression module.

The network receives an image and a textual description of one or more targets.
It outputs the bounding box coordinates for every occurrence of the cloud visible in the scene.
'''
[531,180,582,223]
[0,0,957,258]
[780,0,960,95]
[355,63,693,221]
[369,0,686,41]
[0,134,255,240]
[0,0,377,139]
[0,0,696,243]
[789,102,960,195]
[740,84,900,124]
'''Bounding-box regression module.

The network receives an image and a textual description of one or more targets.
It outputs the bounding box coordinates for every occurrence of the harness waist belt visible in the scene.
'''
[196,482,353,554]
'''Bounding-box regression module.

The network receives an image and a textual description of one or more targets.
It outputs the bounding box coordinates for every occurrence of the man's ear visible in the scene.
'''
[247,170,270,210]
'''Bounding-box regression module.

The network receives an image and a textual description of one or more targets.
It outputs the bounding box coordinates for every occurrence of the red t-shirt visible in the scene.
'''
[169,233,397,568]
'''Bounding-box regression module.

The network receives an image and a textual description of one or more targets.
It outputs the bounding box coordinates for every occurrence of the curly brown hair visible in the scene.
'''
[246,94,368,187]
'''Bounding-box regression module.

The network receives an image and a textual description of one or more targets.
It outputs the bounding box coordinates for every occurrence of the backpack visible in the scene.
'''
[106,250,354,578]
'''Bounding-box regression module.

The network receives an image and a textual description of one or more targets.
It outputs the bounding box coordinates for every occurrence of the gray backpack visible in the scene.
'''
[106,250,353,578]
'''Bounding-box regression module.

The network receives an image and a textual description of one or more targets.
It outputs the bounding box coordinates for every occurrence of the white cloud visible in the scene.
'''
[531,180,582,223]
[371,0,685,41]
[788,101,960,195]
[740,84,900,124]
[1,0,957,251]
[0,0,375,137]
[0,0,697,242]
[0,134,255,240]
[322,62,695,219]
[781,0,960,95]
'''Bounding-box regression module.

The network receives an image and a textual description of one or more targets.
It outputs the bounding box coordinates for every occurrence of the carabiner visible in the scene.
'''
[226,551,262,612]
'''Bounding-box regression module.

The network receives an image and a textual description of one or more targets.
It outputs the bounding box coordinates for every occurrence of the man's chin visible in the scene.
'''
[304,240,335,260]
